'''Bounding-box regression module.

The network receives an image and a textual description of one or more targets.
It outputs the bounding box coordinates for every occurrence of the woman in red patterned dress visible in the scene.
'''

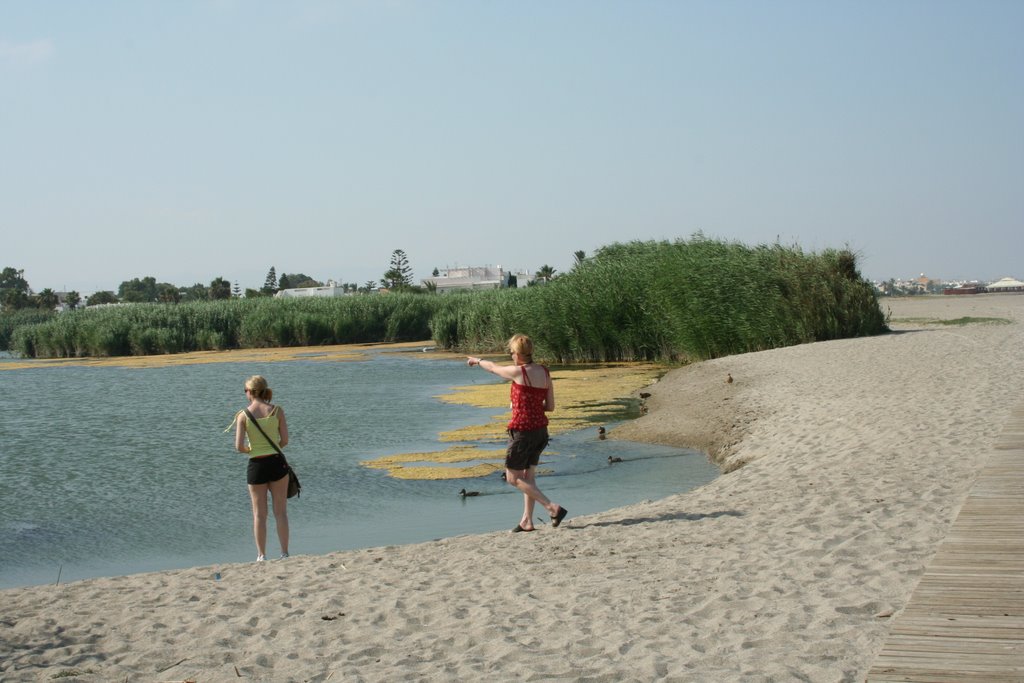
[468,334,568,532]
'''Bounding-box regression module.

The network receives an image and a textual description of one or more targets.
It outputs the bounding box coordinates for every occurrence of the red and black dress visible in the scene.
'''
[505,365,550,470]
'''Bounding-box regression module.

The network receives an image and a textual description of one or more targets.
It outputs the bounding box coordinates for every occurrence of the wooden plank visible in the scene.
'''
[869,669,1023,683]
[866,403,1024,682]
[879,639,1023,655]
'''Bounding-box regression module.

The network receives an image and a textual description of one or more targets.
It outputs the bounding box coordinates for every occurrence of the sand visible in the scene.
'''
[3,294,1022,682]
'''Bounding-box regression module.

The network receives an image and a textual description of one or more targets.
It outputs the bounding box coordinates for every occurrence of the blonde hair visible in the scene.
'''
[245,375,273,401]
[507,333,534,363]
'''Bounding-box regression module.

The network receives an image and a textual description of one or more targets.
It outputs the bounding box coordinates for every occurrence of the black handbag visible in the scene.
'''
[243,408,301,498]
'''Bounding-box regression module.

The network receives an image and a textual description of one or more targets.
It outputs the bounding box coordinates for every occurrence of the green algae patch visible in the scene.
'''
[373,362,666,480]
[438,362,664,442]
[361,446,506,480]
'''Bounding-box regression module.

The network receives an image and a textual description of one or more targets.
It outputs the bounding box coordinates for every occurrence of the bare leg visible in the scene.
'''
[268,474,290,556]
[520,467,538,529]
[248,484,269,558]
[506,468,559,518]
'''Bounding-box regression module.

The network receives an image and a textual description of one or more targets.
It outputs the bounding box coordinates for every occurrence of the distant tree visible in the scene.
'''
[86,291,118,306]
[65,291,81,310]
[1,267,31,310]
[382,249,413,290]
[425,281,437,294]
[118,276,158,303]
[362,280,377,293]
[534,264,557,282]
[157,283,180,303]
[36,288,59,310]
[506,274,518,289]
[432,267,440,277]
[280,273,321,289]
[179,283,209,302]
[572,250,586,270]
[0,267,30,293]
[209,277,232,300]
[262,266,278,295]
[232,281,242,298]
[1,288,30,310]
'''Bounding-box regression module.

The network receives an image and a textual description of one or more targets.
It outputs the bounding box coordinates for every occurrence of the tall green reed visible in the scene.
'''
[9,238,886,362]
[431,237,886,362]
[9,295,442,358]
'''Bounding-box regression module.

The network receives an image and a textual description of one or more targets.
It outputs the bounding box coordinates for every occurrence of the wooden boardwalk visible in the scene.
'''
[867,404,1024,682]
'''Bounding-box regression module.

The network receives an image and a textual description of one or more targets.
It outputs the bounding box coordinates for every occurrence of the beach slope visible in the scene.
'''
[3,295,1022,682]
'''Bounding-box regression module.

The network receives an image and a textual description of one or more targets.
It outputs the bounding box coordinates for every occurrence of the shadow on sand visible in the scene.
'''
[550,509,744,530]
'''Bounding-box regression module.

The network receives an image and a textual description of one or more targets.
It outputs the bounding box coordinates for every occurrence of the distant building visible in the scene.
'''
[984,277,1024,293]
[914,273,934,293]
[943,284,982,295]
[275,280,349,299]
[53,291,73,312]
[421,266,532,293]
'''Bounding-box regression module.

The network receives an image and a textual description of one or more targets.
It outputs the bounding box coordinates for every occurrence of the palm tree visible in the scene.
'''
[534,264,557,283]
[36,288,59,310]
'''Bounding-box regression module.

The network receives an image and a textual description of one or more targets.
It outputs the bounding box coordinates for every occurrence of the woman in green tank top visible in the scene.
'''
[234,375,291,562]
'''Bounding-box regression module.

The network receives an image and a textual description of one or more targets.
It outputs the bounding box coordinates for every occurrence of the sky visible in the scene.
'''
[2,1,1021,295]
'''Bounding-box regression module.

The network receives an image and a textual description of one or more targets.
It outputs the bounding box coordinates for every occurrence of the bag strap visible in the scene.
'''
[243,408,289,467]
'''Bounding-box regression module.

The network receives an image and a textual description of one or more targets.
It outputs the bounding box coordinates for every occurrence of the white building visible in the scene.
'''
[421,266,532,293]
[275,280,349,299]
[985,277,1024,293]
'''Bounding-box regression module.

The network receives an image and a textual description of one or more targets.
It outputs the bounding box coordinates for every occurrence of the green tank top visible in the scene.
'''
[244,406,282,458]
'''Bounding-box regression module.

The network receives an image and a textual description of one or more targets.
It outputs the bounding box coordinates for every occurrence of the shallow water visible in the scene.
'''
[0,351,717,589]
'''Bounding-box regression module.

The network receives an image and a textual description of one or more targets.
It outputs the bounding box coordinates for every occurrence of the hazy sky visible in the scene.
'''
[2,1,1021,294]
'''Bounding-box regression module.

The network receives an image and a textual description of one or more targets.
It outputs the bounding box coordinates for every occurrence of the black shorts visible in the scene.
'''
[506,428,549,471]
[247,454,289,485]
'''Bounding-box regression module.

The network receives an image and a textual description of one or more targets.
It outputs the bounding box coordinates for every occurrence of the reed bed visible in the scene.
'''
[431,238,887,362]
[0,309,55,353]
[8,238,886,361]
[9,296,440,358]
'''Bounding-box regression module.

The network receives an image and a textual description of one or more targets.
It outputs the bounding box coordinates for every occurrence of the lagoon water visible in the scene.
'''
[0,350,717,589]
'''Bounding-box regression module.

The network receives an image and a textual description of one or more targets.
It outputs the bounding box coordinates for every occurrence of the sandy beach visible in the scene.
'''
[3,294,1022,682]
